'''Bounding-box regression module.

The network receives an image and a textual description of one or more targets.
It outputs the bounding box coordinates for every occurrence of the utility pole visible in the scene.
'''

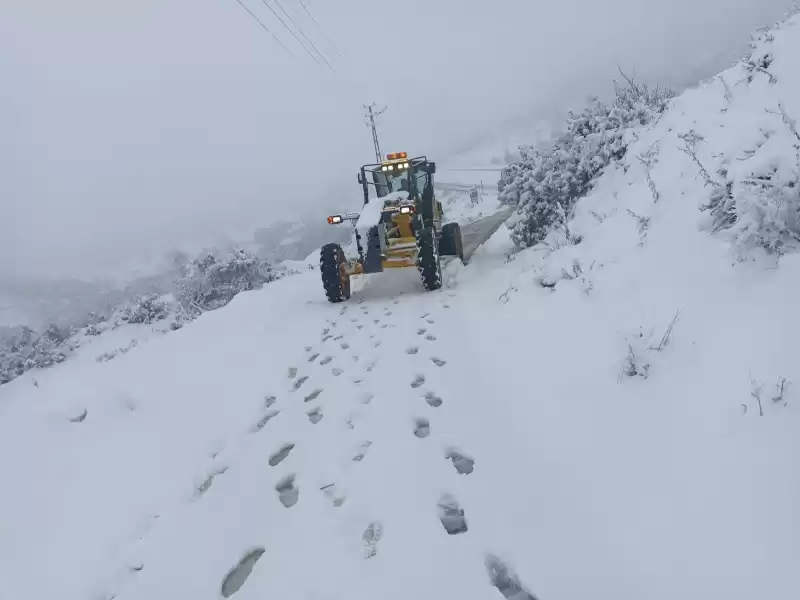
[363,102,387,163]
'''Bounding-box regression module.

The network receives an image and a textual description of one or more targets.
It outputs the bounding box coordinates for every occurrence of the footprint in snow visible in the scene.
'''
[411,374,425,388]
[373,319,380,325]
[424,392,443,408]
[196,466,229,497]
[356,325,364,330]
[322,328,330,335]
[438,494,468,534]
[251,410,280,433]
[363,522,383,558]
[384,310,393,316]
[425,334,436,341]
[304,389,323,402]
[373,340,382,347]
[431,357,446,367]
[288,367,298,379]
[380,324,389,329]
[426,319,435,324]
[320,356,333,366]
[304,346,313,352]
[332,368,344,376]
[269,443,295,467]
[276,474,299,508]
[307,407,323,424]
[353,441,372,461]
[69,409,88,423]
[406,346,419,355]
[292,376,309,391]
[350,318,359,323]
[322,335,332,342]
[320,482,345,507]
[445,449,475,474]
[365,359,378,372]
[340,342,350,350]
[414,418,431,438]
[417,328,427,335]
[220,547,265,598]
[485,554,539,600]
[334,334,344,341]
[308,353,320,363]
[360,393,374,405]
[264,395,277,408]
[340,306,348,315]
[421,313,430,319]
[443,304,451,309]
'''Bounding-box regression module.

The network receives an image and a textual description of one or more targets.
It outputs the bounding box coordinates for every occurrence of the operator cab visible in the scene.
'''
[357,152,436,206]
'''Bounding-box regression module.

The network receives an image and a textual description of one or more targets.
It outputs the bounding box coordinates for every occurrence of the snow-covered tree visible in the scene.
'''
[501,79,672,249]
[175,248,283,315]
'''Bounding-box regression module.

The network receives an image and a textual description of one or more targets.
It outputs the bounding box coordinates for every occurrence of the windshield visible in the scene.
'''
[364,162,427,202]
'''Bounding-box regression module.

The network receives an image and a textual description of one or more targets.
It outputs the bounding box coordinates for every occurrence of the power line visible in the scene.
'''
[273,0,335,71]
[259,0,323,67]
[298,0,341,57]
[230,0,298,60]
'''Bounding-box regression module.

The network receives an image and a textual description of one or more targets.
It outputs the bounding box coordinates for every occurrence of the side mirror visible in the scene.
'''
[427,162,436,174]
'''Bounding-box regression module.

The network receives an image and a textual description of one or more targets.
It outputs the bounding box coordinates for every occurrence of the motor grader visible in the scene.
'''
[319,152,464,303]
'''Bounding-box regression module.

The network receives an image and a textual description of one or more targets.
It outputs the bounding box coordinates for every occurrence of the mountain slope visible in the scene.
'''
[2,13,800,600]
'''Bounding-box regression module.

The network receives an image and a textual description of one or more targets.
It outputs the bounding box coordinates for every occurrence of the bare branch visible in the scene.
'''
[617,66,641,96]
[648,309,681,351]
[718,75,733,103]
[750,379,764,417]
[772,376,789,405]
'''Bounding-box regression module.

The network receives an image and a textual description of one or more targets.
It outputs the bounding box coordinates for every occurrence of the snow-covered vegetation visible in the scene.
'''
[0,248,294,385]
[501,10,800,265]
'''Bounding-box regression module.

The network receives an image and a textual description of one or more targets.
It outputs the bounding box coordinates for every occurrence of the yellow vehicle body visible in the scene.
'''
[319,151,462,303]
[342,210,419,275]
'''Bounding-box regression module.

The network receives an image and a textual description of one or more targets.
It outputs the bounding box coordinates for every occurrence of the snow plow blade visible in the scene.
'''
[457,207,514,264]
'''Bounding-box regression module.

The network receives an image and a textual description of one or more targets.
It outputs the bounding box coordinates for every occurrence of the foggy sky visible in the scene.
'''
[1,0,794,282]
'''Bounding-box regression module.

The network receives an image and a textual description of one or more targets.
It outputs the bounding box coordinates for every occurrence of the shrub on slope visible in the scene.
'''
[693,13,800,261]
[0,248,292,386]
[500,79,673,249]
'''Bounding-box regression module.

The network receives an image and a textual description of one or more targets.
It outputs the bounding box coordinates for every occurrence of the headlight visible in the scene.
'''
[400,206,412,214]
[387,165,394,170]
[327,215,343,224]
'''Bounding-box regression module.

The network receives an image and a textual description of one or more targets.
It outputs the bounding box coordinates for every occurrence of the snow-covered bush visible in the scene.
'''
[114,294,171,325]
[501,78,672,249]
[0,248,292,387]
[702,106,800,260]
[175,248,284,315]
[0,324,76,384]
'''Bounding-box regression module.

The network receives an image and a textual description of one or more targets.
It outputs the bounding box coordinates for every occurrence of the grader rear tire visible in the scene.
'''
[319,243,351,303]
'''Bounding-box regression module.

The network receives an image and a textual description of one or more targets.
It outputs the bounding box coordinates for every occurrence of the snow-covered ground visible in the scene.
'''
[2,14,800,600]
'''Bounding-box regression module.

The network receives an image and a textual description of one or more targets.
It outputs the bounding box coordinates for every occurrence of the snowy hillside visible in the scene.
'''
[2,13,800,600]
